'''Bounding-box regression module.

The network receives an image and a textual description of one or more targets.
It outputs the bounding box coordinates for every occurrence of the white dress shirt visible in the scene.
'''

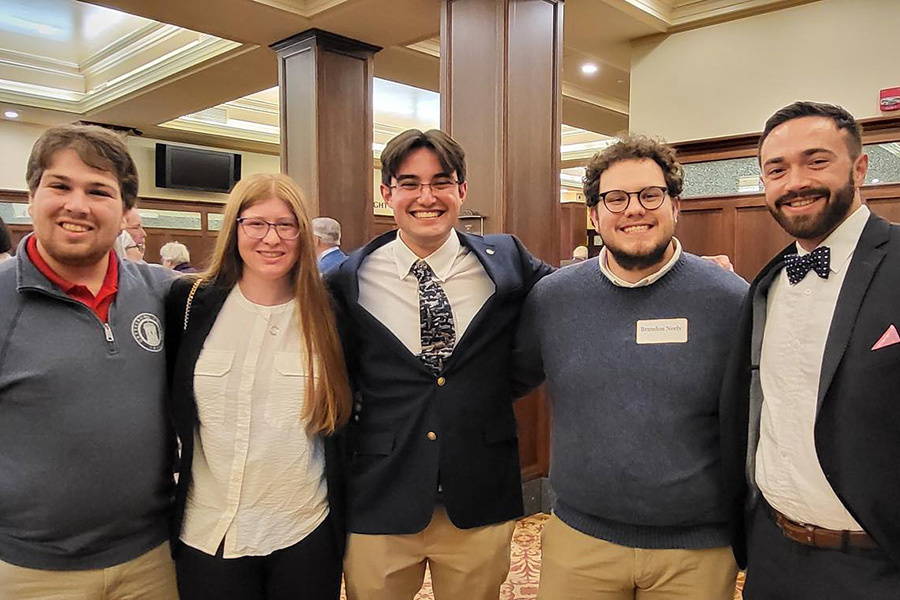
[756,205,870,529]
[357,231,495,356]
[181,285,328,557]
[598,238,683,288]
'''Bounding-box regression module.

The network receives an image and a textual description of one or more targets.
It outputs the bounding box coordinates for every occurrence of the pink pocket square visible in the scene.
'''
[872,324,900,351]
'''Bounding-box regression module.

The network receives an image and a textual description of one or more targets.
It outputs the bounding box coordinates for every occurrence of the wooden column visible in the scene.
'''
[272,29,380,251]
[441,0,563,480]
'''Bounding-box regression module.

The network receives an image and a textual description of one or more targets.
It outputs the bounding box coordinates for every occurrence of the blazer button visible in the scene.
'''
[437,376,446,386]
[355,403,362,411]
[427,431,437,441]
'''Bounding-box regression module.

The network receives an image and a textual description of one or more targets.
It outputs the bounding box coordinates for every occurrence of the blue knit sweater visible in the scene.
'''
[517,253,748,549]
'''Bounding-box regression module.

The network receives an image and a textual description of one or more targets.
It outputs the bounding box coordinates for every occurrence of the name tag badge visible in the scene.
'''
[636,318,688,345]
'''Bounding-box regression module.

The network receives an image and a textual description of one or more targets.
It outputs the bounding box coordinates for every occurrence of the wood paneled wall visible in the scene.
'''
[560,202,588,260]
[677,186,900,282]
[137,198,225,270]
[372,214,397,238]
[0,192,224,270]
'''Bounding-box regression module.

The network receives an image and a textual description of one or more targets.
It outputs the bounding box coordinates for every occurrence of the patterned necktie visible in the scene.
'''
[412,260,456,374]
[784,246,831,285]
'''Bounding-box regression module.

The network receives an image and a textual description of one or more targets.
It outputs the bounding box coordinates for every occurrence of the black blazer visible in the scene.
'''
[721,212,900,569]
[165,278,347,559]
[326,230,552,535]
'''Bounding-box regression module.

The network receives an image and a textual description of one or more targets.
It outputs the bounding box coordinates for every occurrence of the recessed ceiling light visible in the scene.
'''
[4,110,19,119]
[580,63,599,75]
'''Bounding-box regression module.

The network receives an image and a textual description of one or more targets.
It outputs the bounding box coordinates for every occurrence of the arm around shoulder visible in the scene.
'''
[510,235,555,290]
[510,283,547,398]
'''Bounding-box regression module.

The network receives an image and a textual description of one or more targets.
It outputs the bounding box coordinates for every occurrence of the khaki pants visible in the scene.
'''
[538,515,738,600]
[0,541,179,600]
[344,506,516,600]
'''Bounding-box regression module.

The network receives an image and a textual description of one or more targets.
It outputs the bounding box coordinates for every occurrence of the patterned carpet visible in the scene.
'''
[343,513,746,599]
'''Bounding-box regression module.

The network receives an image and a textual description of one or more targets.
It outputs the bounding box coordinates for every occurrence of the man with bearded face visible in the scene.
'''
[514,134,749,599]
[721,101,900,598]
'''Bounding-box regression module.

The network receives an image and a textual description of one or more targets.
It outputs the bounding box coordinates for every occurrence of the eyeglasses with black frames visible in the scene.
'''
[599,186,668,213]
[390,178,461,197]
[236,217,301,240]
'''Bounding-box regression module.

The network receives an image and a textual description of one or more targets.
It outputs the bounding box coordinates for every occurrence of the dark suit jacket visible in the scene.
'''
[721,212,900,570]
[164,278,347,559]
[325,230,552,534]
[317,248,348,274]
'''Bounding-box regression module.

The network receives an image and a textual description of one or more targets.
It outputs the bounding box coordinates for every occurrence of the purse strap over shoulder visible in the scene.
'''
[183,278,203,332]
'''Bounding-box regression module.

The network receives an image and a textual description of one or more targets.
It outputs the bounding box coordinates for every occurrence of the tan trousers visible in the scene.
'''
[344,506,516,600]
[538,515,738,600]
[0,541,179,600]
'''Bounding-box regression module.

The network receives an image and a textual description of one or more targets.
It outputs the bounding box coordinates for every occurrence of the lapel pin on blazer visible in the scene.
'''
[872,324,900,351]
[486,247,495,255]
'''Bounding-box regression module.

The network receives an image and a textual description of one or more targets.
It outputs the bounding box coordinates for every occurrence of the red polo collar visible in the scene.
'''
[26,235,119,323]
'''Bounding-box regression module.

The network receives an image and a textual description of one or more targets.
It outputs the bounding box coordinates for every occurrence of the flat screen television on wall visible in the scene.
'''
[155,143,241,193]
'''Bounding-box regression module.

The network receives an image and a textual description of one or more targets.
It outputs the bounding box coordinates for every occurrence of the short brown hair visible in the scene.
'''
[380,129,466,186]
[26,124,139,210]
[758,101,863,160]
[583,134,683,208]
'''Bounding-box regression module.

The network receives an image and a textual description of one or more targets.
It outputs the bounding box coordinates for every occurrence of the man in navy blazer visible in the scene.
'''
[326,129,551,600]
[313,217,348,273]
[721,101,900,599]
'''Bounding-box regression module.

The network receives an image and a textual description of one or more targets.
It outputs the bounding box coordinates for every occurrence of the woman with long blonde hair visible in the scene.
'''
[165,173,351,600]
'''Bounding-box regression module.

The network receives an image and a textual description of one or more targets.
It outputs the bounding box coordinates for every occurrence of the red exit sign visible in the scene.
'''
[881,87,900,111]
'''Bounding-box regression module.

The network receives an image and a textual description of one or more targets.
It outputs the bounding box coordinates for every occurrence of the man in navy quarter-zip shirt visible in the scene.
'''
[0,124,176,599]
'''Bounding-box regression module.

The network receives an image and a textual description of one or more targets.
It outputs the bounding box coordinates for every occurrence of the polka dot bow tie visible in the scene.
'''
[784,246,831,285]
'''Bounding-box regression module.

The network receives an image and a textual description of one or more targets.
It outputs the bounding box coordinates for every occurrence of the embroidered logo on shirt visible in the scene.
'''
[132,313,163,352]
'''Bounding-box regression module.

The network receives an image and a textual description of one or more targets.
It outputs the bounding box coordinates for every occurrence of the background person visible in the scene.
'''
[572,245,588,261]
[165,173,352,600]
[312,216,348,273]
[160,241,197,273]
[123,207,146,260]
[0,216,12,262]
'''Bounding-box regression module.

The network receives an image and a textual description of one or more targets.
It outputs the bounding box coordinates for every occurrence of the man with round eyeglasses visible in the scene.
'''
[123,207,147,260]
[515,134,748,599]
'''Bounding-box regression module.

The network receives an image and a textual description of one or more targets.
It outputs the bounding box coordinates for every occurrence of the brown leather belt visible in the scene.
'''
[769,505,878,551]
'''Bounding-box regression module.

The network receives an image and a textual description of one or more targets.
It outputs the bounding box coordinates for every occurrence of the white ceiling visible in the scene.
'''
[0,0,817,156]
[0,0,152,62]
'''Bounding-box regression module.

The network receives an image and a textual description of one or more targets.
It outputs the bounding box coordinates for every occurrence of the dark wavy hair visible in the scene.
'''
[759,101,862,161]
[583,134,683,208]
